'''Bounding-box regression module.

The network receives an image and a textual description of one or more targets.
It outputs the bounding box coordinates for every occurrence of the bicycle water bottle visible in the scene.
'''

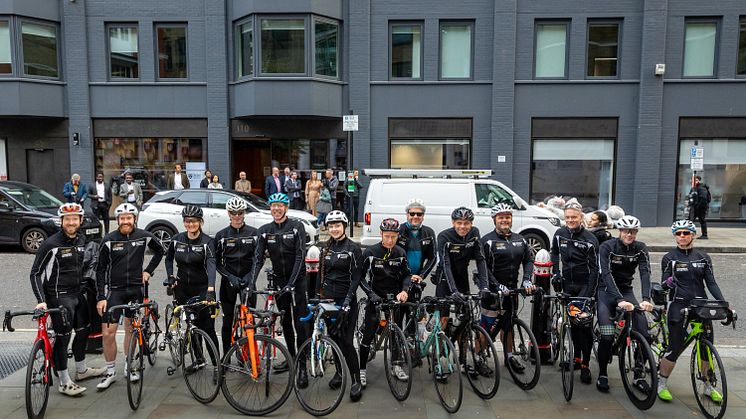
[48,330,56,347]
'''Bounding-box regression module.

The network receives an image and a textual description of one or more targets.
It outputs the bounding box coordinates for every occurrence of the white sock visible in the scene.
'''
[76,360,87,374]
[360,369,366,375]
[59,369,72,385]
[658,375,667,391]
[106,362,116,375]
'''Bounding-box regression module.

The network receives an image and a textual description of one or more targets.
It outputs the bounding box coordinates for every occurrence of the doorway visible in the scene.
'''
[26,149,58,193]
[232,139,270,196]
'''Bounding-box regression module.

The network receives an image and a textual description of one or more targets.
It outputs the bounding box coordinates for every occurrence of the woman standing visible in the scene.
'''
[208,175,223,189]
[305,170,322,217]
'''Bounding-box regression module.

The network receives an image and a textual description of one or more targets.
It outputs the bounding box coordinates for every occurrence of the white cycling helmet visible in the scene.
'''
[671,219,696,234]
[491,203,513,217]
[325,210,348,226]
[226,196,248,212]
[616,215,641,230]
[114,203,139,218]
[405,198,426,213]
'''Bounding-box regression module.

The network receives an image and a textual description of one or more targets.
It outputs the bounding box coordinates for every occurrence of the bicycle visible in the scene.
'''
[220,287,293,415]
[4,306,68,419]
[107,300,158,410]
[141,283,161,366]
[294,299,348,416]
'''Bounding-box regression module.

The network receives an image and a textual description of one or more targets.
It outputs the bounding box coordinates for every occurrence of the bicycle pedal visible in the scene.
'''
[166,367,175,376]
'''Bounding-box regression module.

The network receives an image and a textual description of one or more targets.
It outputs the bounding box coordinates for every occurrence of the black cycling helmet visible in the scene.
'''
[379,218,400,232]
[181,204,203,219]
[451,206,474,221]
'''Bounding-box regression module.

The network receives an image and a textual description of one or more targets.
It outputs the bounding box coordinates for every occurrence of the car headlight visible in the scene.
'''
[52,218,62,227]
[548,217,561,227]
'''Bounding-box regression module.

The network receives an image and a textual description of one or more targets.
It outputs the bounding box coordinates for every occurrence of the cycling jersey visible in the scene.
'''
[30,231,97,303]
[397,223,437,278]
[319,237,363,304]
[550,226,599,298]
[360,243,412,297]
[598,237,651,304]
[661,247,724,303]
[95,228,164,300]
[215,223,258,285]
[480,230,533,291]
[165,232,217,288]
[435,227,487,296]
[251,218,306,289]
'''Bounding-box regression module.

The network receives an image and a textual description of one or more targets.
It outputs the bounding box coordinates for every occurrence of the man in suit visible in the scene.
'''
[89,173,113,234]
[118,172,143,209]
[280,167,291,191]
[167,164,189,190]
[264,167,284,197]
[324,169,339,210]
[63,173,88,204]
[234,171,252,193]
[200,169,212,189]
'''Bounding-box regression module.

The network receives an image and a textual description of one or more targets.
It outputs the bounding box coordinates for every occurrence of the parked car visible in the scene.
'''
[0,181,102,253]
[138,189,320,246]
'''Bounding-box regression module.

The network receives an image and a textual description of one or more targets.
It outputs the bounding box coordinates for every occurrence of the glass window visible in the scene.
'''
[531,139,615,211]
[21,21,58,78]
[176,191,209,207]
[109,26,139,79]
[440,22,472,79]
[390,139,470,169]
[535,23,567,78]
[0,21,11,74]
[156,25,187,79]
[738,19,746,75]
[391,23,422,79]
[210,192,232,209]
[683,22,717,77]
[236,21,253,78]
[475,184,515,209]
[587,23,619,77]
[260,18,305,74]
[315,19,338,78]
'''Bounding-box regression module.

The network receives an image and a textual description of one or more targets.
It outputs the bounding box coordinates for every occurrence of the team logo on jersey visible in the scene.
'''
[192,246,203,253]
[494,242,507,250]
[422,238,432,245]
[112,243,125,252]
[131,240,144,247]
[60,248,73,257]
[512,241,523,247]
[282,233,294,240]
[674,261,688,271]
[226,239,237,247]
[610,255,623,264]
[450,244,463,253]
[241,238,255,245]
[574,242,588,250]
[337,253,349,259]
[691,262,706,269]
[266,234,277,244]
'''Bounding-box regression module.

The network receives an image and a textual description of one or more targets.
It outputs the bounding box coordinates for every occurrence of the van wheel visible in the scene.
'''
[523,233,548,253]
[150,225,176,247]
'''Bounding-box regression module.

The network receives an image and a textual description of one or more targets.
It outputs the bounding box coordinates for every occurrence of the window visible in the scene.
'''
[535,22,568,78]
[21,21,58,78]
[390,139,470,169]
[738,18,746,75]
[314,19,338,78]
[235,20,253,78]
[210,192,232,209]
[109,25,139,79]
[475,184,515,209]
[683,21,717,77]
[156,25,187,79]
[440,22,472,79]
[587,22,619,77]
[0,21,11,74]
[176,191,209,207]
[260,18,305,74]
[391,23,422,79]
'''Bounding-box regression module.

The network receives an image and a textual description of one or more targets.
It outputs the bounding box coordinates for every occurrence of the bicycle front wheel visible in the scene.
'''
[222,335,293,416]
[163,304,182,368]
[181,328,221,404]
[549,304,562,364]
[146,310,160,366]
[354,297,368,350]
[462,323,499,399]
[431,331,462,413]
[506,318,540,391]
[618,330,658,410]
[560,322,574,402]
[294,336,348,416]
[25,339,50,419]
[690,339,728,419]
[126,332,144,410]
[383,324,412,401]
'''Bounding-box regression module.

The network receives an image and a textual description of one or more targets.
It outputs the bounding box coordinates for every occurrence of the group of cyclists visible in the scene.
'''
[26,188,734,412]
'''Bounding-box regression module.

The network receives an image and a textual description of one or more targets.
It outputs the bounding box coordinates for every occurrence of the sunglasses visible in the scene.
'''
[674,231,692,236]
[408,212,424,217]
[229,211,245,216]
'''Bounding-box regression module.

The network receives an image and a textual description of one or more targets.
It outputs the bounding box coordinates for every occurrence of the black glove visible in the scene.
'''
[335,304,351,335]
[228,275,241,290]
[551,274,563,293]
[368,293,382,306]
[206,289,217,302]
[452,292,466,304]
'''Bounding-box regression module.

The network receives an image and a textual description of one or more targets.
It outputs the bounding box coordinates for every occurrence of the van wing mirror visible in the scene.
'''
[513,197,527,210]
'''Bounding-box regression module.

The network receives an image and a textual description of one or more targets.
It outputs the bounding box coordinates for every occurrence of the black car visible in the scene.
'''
[0,181,103,253]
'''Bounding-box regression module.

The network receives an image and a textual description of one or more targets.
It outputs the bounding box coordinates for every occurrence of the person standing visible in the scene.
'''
[89,173,112,234]
[118,173,143,209]
[285,171,303,210]
[264,167,284,197]
[63,173,88,204]
[200,169,213,189]
[323,169,339,210]
[305,170,322,217]
[397,198,437,283]
[208,174,223,189]
[687,175,709,239]
[588,210,612,245]
[343,171,363,226]
[316,185,332,228]
[281,167,291,189]
[167,164,189,190]
[234,171,252,193]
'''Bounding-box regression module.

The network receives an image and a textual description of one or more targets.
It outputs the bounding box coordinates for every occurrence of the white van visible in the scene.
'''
[360,169,561,252]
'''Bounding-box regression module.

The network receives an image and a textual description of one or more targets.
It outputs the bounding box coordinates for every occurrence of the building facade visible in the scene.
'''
[1,0,745,225]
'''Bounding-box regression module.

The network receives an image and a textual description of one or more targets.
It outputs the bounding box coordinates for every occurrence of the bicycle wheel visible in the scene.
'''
[690,339,728,419]
[354,297,368,349]
[146,311,160,366]
[591,317,600,360]
[461,323,499,399]
[505,318,541,390]
[647,311,668,364]
[164,304,182,367]
[294,336,348,416]
[181,328,221,404]
[25,340,50,419]
[618,330,658,410]
[126,332,144,410]
[431,331,462,413]
[549,303,562,364]
[383,324,412,401]
[560,322,574,401]
[222,335,294,416]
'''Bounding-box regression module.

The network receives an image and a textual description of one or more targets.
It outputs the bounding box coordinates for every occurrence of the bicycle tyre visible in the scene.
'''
[126,332,144,410]
[354,297,368,350]
[221,335,294,416]
[462,323,499,399]
[690,339,728,419]
[164,304,182,367]
[506,318,541,391]
[618,329,658,410]
[294,336,348,416]
[181,328,221,404]
[549,303,562,364]
[560,322,574,402]
[591,317,600,361]
[383,323,412,401]
[146,310,160,366]
[432,331,463,413]
[25,339,50,419]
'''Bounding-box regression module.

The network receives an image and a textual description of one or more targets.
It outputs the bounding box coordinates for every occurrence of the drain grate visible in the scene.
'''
[0,342,32,380]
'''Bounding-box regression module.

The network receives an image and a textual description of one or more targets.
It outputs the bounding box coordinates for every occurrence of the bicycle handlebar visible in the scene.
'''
[3,307,67,333]
[107,301,157,316]
[610,306,647,322]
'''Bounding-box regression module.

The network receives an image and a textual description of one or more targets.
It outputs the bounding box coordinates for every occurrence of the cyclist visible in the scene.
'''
[164,205,219,352]
[434,207,488,301]
[29,203,105,396]
[317,210,364,401]
[215,196,259,354]
[550,199,599,384]
[250,193,309,380]
[480,203,536,372]
[595,215,652,393]
[397,198,437,283]
[657,220,731,402]
[358,218,412,388]
[95,203,165,390]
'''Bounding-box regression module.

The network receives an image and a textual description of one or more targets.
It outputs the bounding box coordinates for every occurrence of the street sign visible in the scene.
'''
[690,158,704,171]
[690,146,704,171]
[343,115,359,131]
[691,146,704,158]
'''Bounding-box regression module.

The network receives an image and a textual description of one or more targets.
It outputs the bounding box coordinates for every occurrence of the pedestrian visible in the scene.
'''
[200,169,212,189]
[587,210,612,244]
[88,173,112,234]
[281,166,291,189]
[118,172,143,209]
[343,170,363,226]
[316,185,332,229]
[234,171,252,193]
[264,166,283,197]
[167,163,189,190]
[687,175,710,239]
[63,173,88,204]
[305,170,322,217]
[285,171,303,210]
[323,169,339,209]
[208,174,223,189]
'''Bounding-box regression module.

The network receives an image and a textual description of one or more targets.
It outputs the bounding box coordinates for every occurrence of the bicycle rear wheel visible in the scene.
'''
[462,323,499,399]
[505,318,540,390]
[690,339,728,419]
[560,322,574,401]
[354,297,368,349]
[549,303,562,364]
[146,310,160,366]
[432,331,462,413]
[181,328,221,404]
[25,339,50,419]
[618,330,658,410]
[294,336,347,416]
[126,332,144,410]
[383,324,412,401]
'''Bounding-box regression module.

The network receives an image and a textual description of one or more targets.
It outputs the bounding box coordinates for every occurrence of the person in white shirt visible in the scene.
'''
[167,164,188,190]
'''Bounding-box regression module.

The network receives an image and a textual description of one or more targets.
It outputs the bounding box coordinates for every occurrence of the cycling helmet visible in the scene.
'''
[226,196,248,212]
[532,249,553,277]
[325,210,348,226]
[379,218,400,232]
[491,203,513,217]
[451,206,474,221]
[616,215,641,230]
[181,204,203,219]
[114,203,139,218]
[606,205,626,222]
[267,193,290,206]
[58,203,84,217]
[405,198,426,213]
[568,302,594,327]
[671,219,696,234]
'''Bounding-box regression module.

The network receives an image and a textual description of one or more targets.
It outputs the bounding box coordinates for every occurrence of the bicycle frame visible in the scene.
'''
[300,301,338,378]
[3,308,61,379]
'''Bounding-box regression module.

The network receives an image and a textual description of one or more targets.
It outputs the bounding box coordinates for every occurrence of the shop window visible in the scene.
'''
[683,21,717,77]
[440,21,472,79]
[535,21,568,79]
[260,18,305,74]
[156,24,187,79]
[0,21,11,74]
[235,20,253,78]
[738,18,746,76]
[390,139,470,169]
[531,138,615,211]
[587,22,619,77]
[314,19,338,78]
[109,25,139,79]
[21,21,58,78]
[390,22,422,79]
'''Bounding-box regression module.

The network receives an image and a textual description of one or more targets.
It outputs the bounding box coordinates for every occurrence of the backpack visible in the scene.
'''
[703,184,712,204]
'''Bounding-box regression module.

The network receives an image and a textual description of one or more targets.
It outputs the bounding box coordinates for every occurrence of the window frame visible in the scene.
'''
[389,20,424,81]
[737,16,746,77]
[312,15,340,80]
[234,15,255,80]
[107,22,141,81]
[257,15,308,77]
[533,19,570,80]
[438,20,475,81]
[154,22,189,81]
[682,17,720,79]
[585,19,622,79]
[17,17,61,80]
[0,18,14,77]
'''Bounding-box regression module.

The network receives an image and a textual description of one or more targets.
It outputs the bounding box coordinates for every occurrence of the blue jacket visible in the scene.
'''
[63,181,88,203]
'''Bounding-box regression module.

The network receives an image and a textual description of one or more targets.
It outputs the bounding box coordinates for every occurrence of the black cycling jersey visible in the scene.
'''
[215,223,259,285]
[251,218,306,289]
[661,247,724,303]
[598,237,651,303]
[397,223,437,278]
[95,228,164,300]
[550,226,599,297]
[318,236,362,305]
[436,227,487,295]
[480,230,533,291]
[30,231,97,303]
[360,243,412,297]
[165,231,217,288]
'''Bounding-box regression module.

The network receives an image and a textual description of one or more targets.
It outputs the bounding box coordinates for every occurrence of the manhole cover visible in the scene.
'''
[0,342,32,380]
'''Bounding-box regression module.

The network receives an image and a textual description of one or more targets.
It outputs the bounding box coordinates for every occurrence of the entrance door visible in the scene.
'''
[26,149,57,193]
[232,139,270,196]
